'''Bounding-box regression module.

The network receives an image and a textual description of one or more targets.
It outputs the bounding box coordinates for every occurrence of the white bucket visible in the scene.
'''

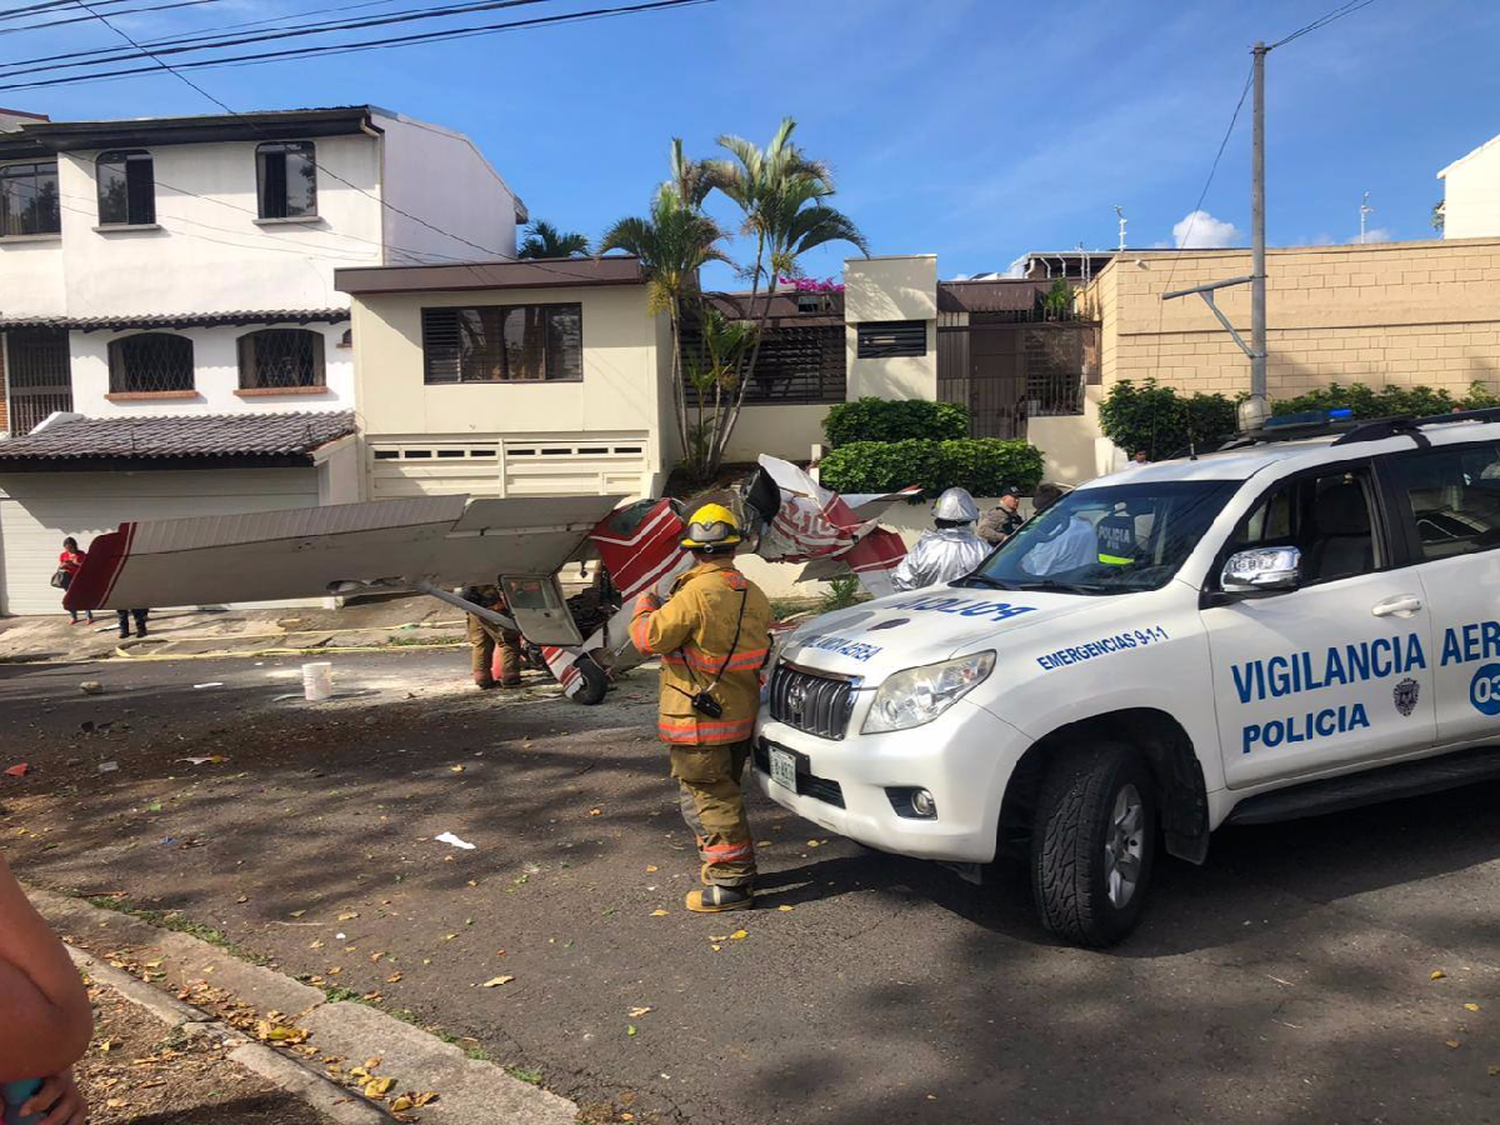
[302,661,333,702]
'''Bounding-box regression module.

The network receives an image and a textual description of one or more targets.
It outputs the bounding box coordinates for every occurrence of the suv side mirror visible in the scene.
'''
[1221,546,1302,595]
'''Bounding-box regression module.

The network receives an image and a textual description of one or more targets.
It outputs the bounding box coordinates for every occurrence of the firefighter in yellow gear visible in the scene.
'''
[463,583,524,689]
[630,503,773,913]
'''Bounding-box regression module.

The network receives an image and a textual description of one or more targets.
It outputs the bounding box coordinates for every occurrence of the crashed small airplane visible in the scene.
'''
[66,455,915,704]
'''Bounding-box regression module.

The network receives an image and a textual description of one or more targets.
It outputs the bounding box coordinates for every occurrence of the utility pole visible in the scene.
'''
[1165,40,1271,432]
[1359,191,1374,244]
[1247,39,1268,429]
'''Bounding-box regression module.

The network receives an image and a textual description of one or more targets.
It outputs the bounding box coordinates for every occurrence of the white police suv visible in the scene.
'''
[755,409,1500,946]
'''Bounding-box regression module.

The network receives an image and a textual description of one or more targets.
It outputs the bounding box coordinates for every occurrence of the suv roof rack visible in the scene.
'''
[1182,406,1500,459]
[1331,405,1500,446]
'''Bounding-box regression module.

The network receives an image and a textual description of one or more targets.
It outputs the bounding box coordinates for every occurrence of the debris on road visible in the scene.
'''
[80,680,103,694]
[5,763,28,777]
[482,975,515,988]
[97,761,119,773]
[193,682,226,689]
[434,832,476,850]
[176,755,229,766]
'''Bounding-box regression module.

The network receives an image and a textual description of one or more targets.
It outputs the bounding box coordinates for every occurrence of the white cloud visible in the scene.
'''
[1349,228,1395,244]
[1171,209,1242,248]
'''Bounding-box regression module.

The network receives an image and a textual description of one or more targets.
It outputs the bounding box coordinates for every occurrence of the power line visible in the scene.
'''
[0,0,223,35]
[0,0,713,91]
[1269,0,1377,49]
[3,0,553,76]
[0,0,407,71]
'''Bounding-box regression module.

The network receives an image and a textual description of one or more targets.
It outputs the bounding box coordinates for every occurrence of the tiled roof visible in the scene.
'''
[0,309,350,333]
[0,411,355,465]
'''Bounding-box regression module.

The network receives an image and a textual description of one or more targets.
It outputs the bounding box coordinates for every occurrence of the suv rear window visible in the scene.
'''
[1389,441,1500,560]
[972,479,1238,595]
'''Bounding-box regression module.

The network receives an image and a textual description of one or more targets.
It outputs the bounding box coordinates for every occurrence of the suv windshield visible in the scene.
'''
[967,479,1239,595]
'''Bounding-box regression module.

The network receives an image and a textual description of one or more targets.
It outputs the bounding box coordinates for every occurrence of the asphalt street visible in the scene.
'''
[2,648,1499,1124]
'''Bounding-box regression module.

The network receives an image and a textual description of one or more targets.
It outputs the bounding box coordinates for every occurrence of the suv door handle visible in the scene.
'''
[1372,594,1423,618]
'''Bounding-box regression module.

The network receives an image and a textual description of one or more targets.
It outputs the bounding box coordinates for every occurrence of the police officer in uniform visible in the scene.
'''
[892,487,991,591]
[630,503,772,913]
[462,582,524,690]
[977,486,1025,546]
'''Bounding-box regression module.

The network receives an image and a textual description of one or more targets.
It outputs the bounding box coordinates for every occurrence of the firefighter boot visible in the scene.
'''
[685,885,754,913]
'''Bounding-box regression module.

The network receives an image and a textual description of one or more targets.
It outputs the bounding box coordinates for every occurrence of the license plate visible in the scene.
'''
[769,746,799,792]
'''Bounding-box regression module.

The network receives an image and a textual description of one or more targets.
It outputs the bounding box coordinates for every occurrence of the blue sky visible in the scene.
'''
[4,0,1498,288]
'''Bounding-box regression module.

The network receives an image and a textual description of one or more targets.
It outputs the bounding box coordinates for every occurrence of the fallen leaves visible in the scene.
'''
[730,929,748,940]
[650,909,670,917]
[626,1024,638,1037]
[1467,1003,1482,1012]
[1446,1039,1463,1050]
[1432,969,1448,981]
[644,865,659,873]
[386,972,403,984]
[254,1019,309,1044]
[337,911,360,922]
[588,807,604,817]
[482,975,515,988]
[364,1076,396,1098]
[628,1006,653,1018]
[449,764,466,774]
[777,904,794,913]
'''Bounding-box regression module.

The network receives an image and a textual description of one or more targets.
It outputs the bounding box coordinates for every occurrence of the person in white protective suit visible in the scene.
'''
[890,487,991,592]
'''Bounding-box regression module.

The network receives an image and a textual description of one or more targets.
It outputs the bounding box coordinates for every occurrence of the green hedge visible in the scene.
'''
[819,438,1045,496]
[1097,378,1239,459]
[822,397,969,447]
[1273,381,1500,419]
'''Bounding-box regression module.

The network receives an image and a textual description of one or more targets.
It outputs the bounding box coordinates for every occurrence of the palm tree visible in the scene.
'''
[704,117,868,472]
[517,220,590,259]
[600,185,731,479]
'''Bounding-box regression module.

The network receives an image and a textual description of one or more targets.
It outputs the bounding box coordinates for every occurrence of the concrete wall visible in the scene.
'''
[70,322,352,416]
[377,112,518,263]
[1028,385,1111,483]
[49,135,383,319]
[1440,135,1500,240]
[844,255,938,401]
[721,403,829,463]
[1089,238,1500,400]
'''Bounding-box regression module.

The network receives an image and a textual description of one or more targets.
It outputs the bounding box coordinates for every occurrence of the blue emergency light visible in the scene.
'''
[1264,407,1354,429]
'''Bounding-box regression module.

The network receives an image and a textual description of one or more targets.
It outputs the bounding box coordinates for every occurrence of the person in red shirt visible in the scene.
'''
[56,538,93,626]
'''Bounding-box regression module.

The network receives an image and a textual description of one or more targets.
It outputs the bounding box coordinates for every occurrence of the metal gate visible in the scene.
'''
[937,316,1026,439]
[937,316,1097,439]
[5,329,72,436]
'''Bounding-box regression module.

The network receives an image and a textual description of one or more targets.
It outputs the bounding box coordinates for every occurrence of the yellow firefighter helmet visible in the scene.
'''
[680,502,742,549]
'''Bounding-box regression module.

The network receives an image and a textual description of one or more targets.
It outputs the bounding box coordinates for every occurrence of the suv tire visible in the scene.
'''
[1031,742,1157,947]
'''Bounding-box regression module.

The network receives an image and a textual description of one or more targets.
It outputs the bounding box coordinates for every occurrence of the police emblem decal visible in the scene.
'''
[1393,677,1420,717]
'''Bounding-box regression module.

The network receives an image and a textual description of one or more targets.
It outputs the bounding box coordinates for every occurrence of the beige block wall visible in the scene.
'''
[1090,237,1500,400]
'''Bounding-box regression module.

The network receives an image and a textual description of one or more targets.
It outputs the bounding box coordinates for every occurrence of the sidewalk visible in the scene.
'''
[0,595,467,665]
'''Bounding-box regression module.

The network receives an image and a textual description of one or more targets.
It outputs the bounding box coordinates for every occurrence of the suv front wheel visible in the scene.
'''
[1031,743,1157,947]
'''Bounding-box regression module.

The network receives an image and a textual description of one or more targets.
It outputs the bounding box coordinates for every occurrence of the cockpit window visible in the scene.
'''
[969,480,1239,595]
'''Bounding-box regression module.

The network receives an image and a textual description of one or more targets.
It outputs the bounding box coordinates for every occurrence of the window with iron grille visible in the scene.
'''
[237,328,325,389]
[0,160,60,237]
[97,149,155,226]
[421,304,583,384]
[256,141,317,219]
[856,320,927,359]
[680,317,845,405]
[108,333,194,394]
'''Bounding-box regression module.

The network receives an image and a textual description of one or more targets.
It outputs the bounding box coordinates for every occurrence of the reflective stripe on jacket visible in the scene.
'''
[630,558,773,746]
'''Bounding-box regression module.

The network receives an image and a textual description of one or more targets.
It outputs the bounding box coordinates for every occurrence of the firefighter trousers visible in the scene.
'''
[668,739,756,888]
[467,614,522,686]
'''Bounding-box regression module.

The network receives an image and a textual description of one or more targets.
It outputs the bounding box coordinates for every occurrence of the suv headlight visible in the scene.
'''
[862,652,996,734]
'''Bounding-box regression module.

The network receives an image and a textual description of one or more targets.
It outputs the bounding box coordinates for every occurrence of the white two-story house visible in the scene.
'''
[0,105,521,614]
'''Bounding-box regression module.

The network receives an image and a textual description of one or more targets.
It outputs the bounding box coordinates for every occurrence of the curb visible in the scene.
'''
[34,889,578,1125]
[68,947,391,1125]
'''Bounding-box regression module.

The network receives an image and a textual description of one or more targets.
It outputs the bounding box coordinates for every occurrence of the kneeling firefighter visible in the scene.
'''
[891,486,990,591]
[630,503,773,913]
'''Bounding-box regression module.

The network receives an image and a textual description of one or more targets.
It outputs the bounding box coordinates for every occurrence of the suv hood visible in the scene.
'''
[777,587,1095,681]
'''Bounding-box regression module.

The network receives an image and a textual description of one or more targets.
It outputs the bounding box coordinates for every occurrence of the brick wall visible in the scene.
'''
[1088,237,1500,401]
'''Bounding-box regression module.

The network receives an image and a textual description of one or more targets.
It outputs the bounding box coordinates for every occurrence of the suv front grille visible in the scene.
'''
[767,661,857,740]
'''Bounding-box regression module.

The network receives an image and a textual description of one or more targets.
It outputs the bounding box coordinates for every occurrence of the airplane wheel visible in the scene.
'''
[570,654,609,706]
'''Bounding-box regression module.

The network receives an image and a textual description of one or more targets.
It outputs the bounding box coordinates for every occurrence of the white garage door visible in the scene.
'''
[0,467,319,615]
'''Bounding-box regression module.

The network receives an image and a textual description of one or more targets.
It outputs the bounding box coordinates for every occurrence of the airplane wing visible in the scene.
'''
[64,494,626,613]
[841,485,924,520]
